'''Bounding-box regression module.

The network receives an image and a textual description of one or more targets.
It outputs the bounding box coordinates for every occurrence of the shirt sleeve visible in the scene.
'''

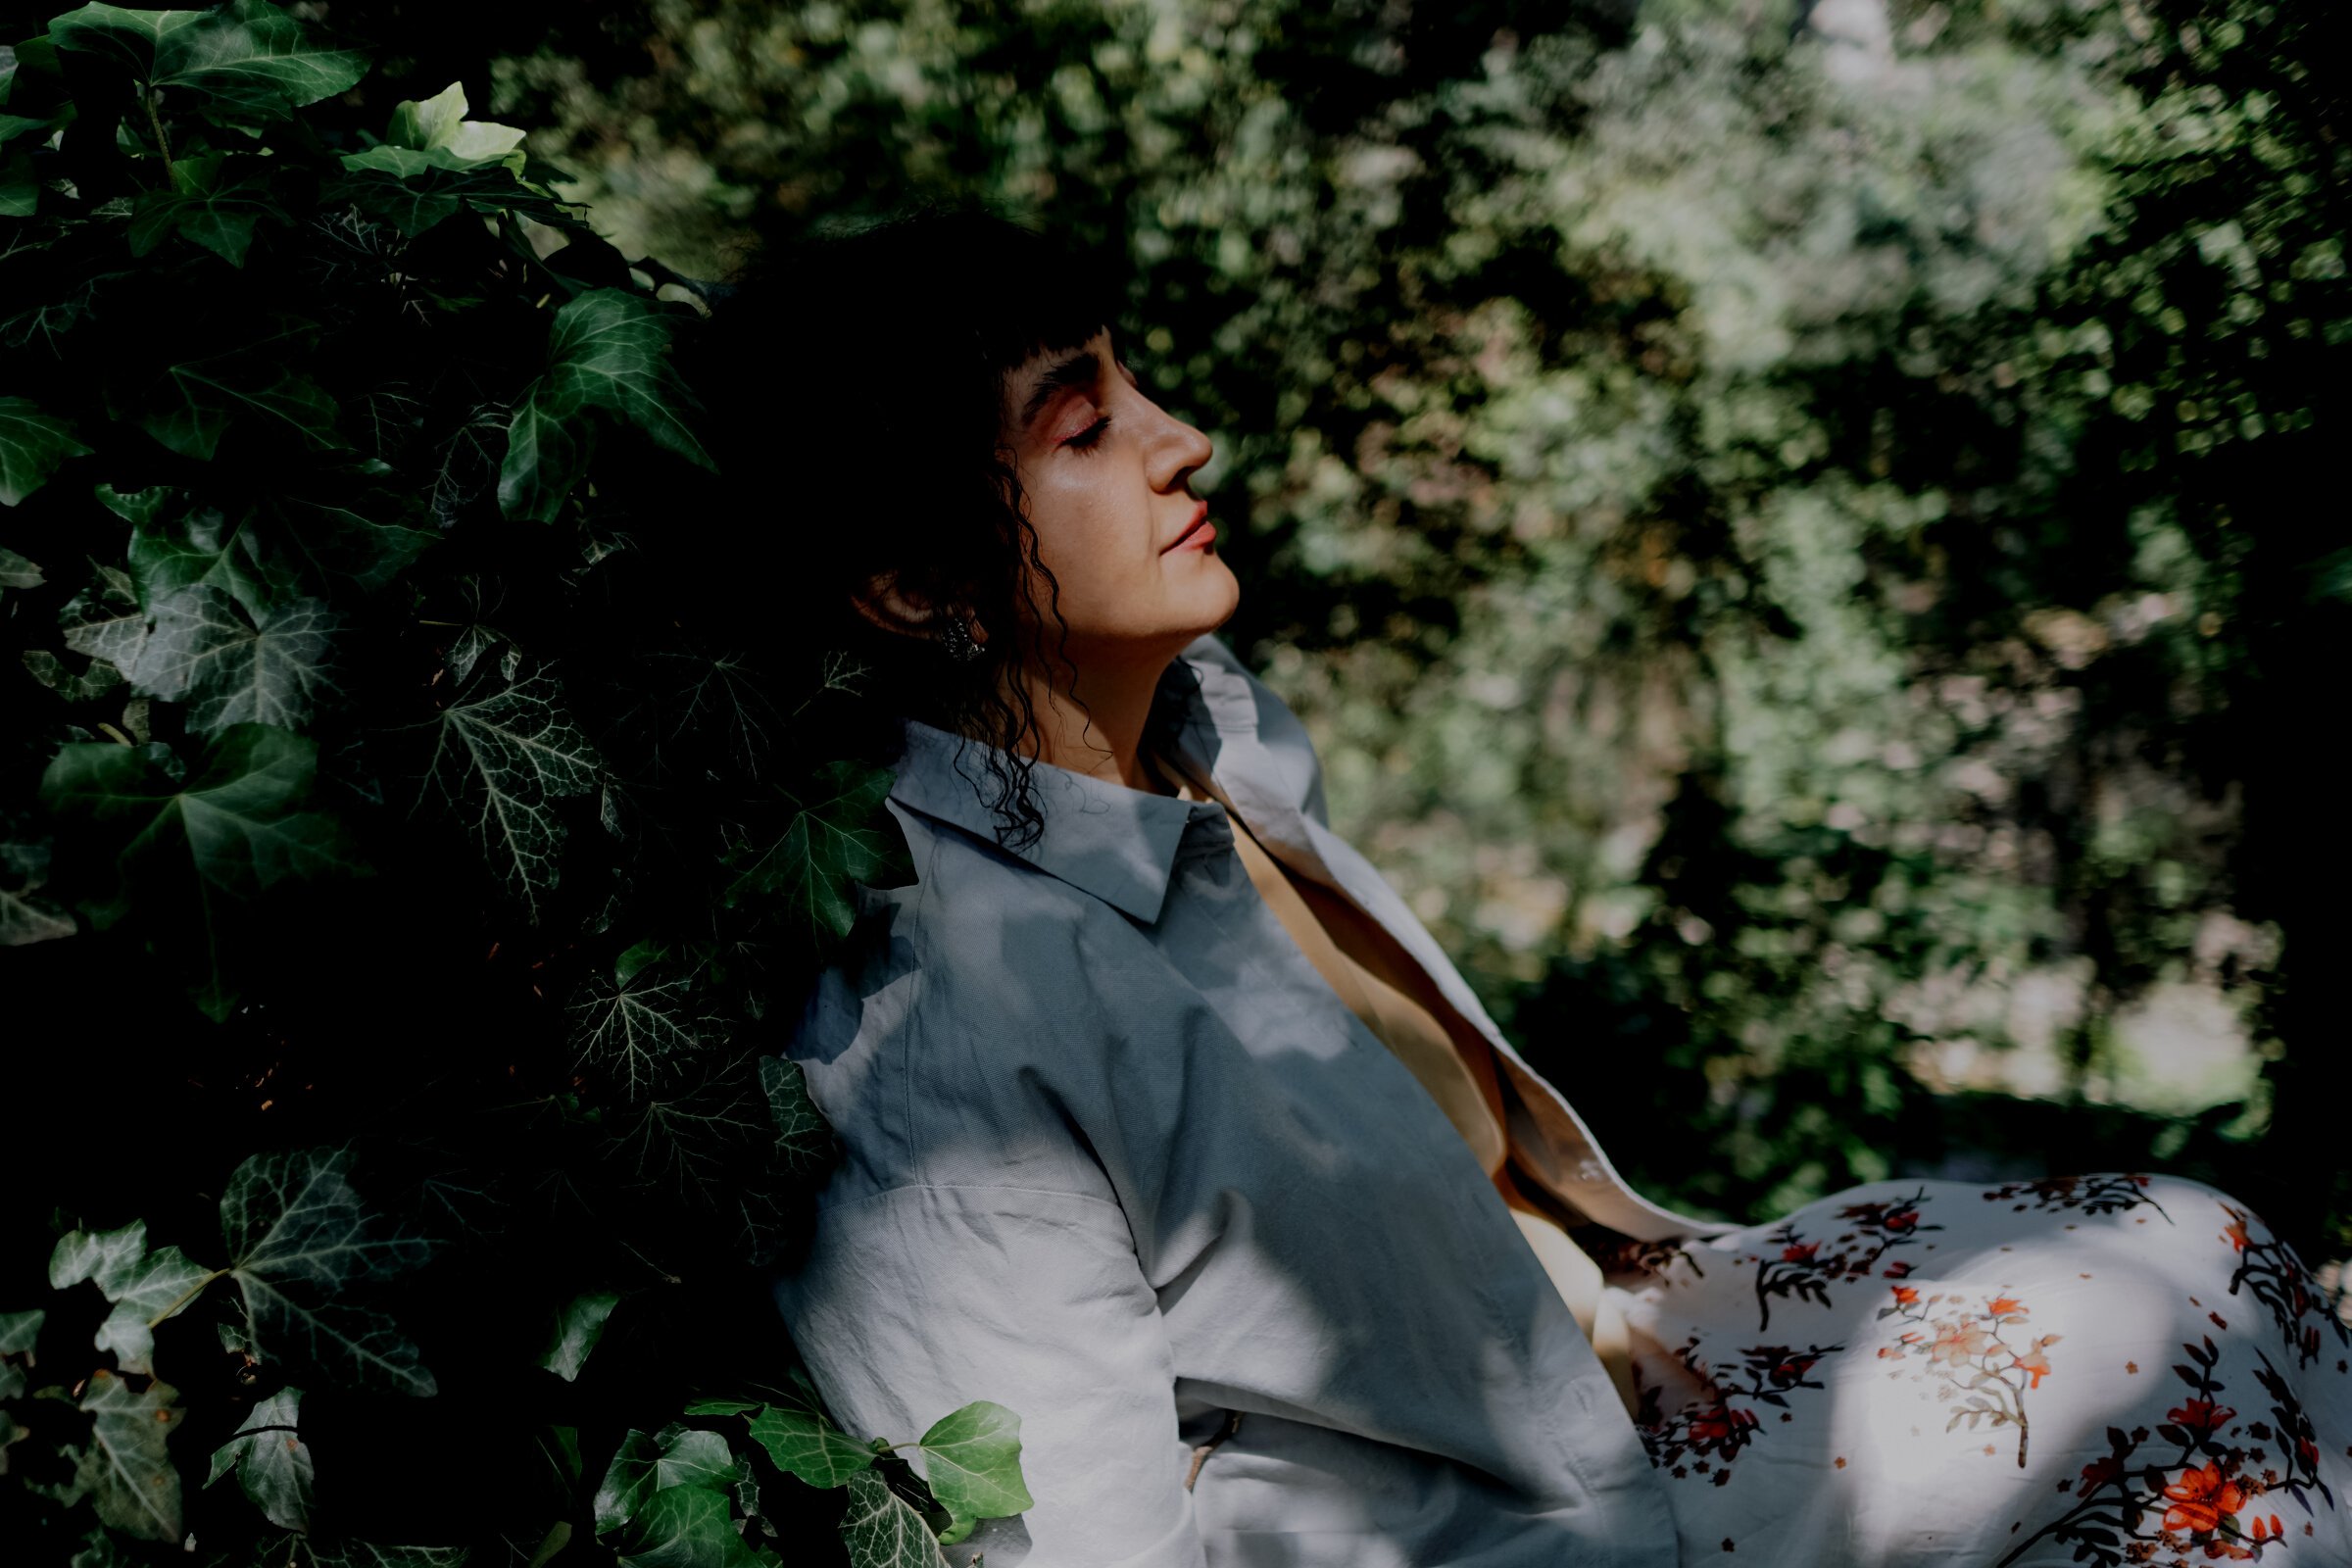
[773,1181,1208,1568]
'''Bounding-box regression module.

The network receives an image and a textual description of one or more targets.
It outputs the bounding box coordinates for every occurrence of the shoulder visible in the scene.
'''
[788,817,1143,1199]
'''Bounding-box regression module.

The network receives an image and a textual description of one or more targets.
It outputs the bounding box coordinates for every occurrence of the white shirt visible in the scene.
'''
[773,632,1735,1566]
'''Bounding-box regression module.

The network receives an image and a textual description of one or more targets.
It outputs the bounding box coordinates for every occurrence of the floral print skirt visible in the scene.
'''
[1592,1173,2352,1566]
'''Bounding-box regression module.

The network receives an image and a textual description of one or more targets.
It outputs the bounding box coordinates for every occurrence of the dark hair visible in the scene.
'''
[683,197,1135,852]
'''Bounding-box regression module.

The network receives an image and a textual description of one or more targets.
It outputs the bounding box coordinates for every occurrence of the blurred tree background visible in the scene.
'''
[354,0,2344,1262]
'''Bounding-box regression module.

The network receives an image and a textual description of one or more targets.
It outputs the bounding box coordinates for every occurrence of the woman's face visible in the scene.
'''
[997,327,1239,673]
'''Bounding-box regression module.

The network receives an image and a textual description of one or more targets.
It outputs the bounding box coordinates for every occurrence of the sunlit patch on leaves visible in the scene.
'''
[58,564,147,674]
[126,586,348,738]
[203,1385,313,1532]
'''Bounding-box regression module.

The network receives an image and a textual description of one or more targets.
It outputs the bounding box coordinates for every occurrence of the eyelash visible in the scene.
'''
[1063,363,1139,455]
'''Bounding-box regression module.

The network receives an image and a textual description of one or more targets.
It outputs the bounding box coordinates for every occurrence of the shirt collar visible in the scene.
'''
[884,641,1236,926]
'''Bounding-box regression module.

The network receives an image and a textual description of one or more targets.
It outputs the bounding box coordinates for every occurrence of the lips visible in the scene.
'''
[1164,502,1210,552]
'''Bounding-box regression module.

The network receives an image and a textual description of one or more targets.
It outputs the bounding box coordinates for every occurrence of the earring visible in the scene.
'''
[939,612,986,663]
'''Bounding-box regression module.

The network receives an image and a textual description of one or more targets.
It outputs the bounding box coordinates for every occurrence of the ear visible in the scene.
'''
[851,571,987,645]
[849,570,938,639]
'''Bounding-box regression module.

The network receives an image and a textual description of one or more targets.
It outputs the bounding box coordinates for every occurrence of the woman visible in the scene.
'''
[730,202,2352,1566]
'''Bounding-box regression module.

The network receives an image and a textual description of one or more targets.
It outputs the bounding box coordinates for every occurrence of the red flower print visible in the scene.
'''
[1883,1260,1914,1279]
[2220,1216,2250,1252]
[2159,1461,2246,1535]
[1890,1285,1919,1305]
[1782,1242,1820,1264]
[1686,1405,1761,1453]
[1985,1296,2025,1318]
[2166,1398,2235,1434]
[2079,1455,2124,1491]
[2011,1346,2054,1389]
[1884,1208,1920,1232]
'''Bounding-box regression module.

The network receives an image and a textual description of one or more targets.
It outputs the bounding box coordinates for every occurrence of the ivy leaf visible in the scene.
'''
[680,1399,759,1417]
[22,649,125,704]
[122,496,299,614]
[0,545,42,591]
[913,1401,1033,1542]
[742,1371,874,1491]
[569,947,712,1097]
[384,82,526,166]
[274,1542,474,1568]
[413,673,602,922]
[62,1370,183,1543]
[334,144,534,237]
[837,1469,950,1568]
[125,151,285,267]
[126,585,348,737]
[204,1385,313,1532]
[38,724,362,1013]
[47,1218,220,1374]
[0,396,92,506]
[49,1,367,122]
[79,1233,215,1375]
[2,836,76,945]
[759,1055,836,1178]
[540,1290,619,1383]
[610,1484,764,1568]
[0,1309,42,1355]
[592,1424,741,1536]
[221,1148,436,1396]
[445,621,518,688]
[724,761,907,942]
[59,563,148,673]
[141,318,343,461]
[498,290,712,522]
[273,496,439,595]
[492,378,588,524]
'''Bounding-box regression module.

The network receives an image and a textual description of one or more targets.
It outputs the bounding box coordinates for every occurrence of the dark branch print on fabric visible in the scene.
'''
[1747,1185,1941,1330]
[1996,1331,2329,1567]
[1874,1287,2061,1469]
[1982,1172,2174,1222]
[1587,1233,1706,1286]
[2220,1201,2352,1372]
[1635,1335,1841,1487]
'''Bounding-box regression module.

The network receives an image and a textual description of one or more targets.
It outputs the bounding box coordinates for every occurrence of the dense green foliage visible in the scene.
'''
[500,0,2346,1241]
[1,5,1028,1564]
[8,0,2345,1562]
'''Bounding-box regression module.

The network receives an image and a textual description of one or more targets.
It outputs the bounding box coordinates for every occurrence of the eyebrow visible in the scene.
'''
[1015,340,1121,434]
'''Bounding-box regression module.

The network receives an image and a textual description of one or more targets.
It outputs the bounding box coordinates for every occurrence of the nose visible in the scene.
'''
[1151,404,1215,495]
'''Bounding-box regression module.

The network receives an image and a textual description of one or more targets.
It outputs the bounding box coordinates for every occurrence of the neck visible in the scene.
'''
[1000,648,1179,795]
